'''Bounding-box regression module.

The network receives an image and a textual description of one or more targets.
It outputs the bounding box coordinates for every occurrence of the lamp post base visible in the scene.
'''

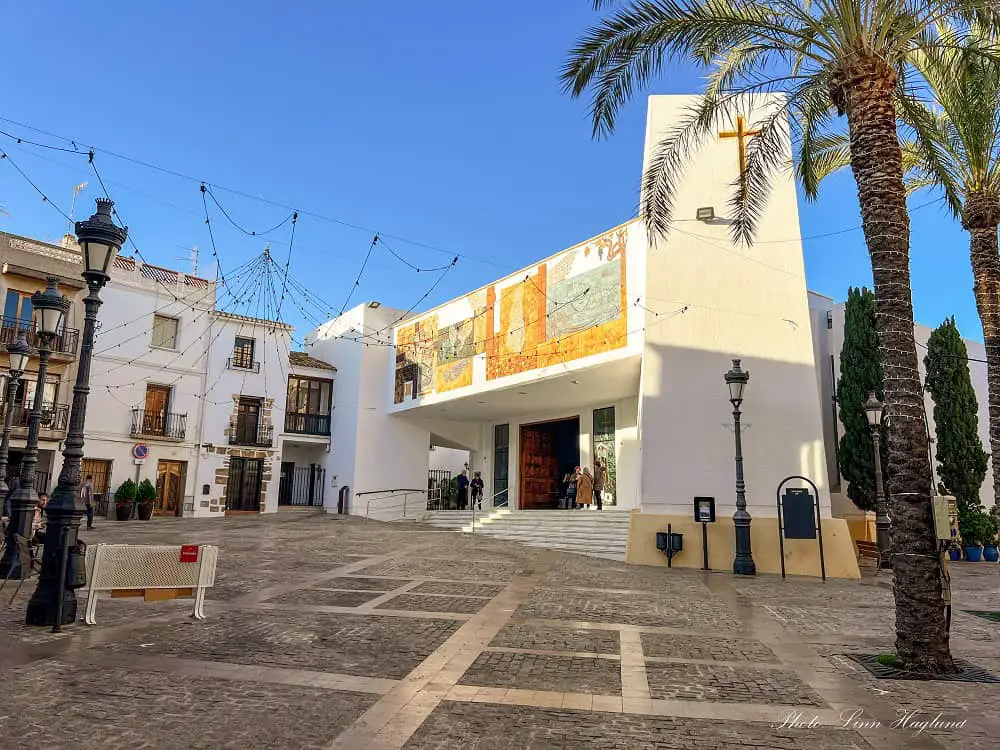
[25,587,77,627]
[733,521,756,576]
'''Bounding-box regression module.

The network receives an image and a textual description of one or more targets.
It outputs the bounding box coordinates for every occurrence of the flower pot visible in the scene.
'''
[115,504,132,521]
[137,502,154,521]
[948,548,961,562]
[964,546,983,562]
[983,545,999,563]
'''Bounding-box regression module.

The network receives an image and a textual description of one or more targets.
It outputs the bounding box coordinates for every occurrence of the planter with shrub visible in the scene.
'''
[114,479,137,521]
[136,478,156,520]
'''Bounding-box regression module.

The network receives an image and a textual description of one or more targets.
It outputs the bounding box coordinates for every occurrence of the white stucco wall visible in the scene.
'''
[193,314,289,516]
[84,265,215,509]
[638,94,831,519]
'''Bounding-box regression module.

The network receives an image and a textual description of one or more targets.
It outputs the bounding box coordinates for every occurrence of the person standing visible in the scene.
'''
[470,471,484,510]
[564,467,580,509]
[593,459,605,511]
[456,470,470,510]
[577,467,595,509]
[80,474,95,530]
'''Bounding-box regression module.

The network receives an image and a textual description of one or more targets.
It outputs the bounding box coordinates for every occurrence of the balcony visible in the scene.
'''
[284,412,331,436]
[1,318,80,357]
[130,408,187,441]
[229,419,274,447]
[227,357,260,373]
[4,402,70,432]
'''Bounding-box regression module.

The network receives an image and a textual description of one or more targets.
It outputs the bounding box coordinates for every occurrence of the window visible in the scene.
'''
[3,290,33,330]
[284,377,333,434]
[24,375,59,408]
[151,315,179,349]
[232,336,256,369]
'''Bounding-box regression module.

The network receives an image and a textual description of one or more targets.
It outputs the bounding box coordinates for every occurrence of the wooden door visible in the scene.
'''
[235,398,261,444]
[226,458,263,511]
[144,385,170,435]
[155,460,185,516]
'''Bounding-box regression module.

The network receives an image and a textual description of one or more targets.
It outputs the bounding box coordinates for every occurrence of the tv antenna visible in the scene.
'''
[174,245,199,277]
[67,182,88,231]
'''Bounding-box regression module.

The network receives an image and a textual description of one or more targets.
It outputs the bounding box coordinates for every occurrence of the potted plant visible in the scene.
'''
[983,513,999,563]
[947,540,962,562]
[960,504,991,562]
[136,479,156,521]
[114,479,137,521]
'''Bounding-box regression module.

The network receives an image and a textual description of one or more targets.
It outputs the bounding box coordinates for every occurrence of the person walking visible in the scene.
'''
[80,474,95,530]
[470,471,484,510]
[577,467,595,509]
[456,470,470,510]
[593,459,605,511]
[564,467,580,509]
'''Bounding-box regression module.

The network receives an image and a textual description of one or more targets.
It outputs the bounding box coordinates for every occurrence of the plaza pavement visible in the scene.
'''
[1,512,998,749]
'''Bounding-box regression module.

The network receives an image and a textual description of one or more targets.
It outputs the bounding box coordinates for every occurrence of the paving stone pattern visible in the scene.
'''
[97,609,460,678]
[379,593,490,614]
[3,512,997,749]
[1,659,375,750]
[640,632,778,662]
[459,651,622,695]
[645,661,826,705]
[403,702,873,749]
[490,623,622,654]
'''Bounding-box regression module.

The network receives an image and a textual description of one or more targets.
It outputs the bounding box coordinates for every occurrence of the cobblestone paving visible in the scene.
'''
[2,513,997,749]
[516,587,742,629]
[459,651,622,695]
[640,632,778,662]
[266,588,386,607]
[378,593,490,614]
[490,623,621,654]
[645,661,826,705]
[1,659,376,750]
[411,580,506,597]
[95,608,461,678]
[402,702,872,749]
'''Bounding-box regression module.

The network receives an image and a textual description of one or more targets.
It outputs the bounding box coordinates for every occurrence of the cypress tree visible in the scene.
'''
[837,287,884,512]
[924,317,988,522]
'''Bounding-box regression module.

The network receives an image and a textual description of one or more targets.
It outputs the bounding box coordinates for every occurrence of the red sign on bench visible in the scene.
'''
[179,545,199,563]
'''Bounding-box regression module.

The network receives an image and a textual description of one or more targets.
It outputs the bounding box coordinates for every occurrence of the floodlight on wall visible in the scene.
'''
[696,207,715,222]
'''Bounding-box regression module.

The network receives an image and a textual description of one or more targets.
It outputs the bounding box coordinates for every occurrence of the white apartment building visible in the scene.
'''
[84,255,217,515]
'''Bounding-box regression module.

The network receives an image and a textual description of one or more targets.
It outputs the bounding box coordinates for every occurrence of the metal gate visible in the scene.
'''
[592,406,617,506]
[82,459,113,517]
[226,457,263,511]
[427,469,451,510]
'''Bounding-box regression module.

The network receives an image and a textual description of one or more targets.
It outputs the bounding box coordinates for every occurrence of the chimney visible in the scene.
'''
[60,233,80,251]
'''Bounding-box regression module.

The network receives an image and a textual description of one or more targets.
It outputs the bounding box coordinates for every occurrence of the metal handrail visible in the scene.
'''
[363,489,427,520]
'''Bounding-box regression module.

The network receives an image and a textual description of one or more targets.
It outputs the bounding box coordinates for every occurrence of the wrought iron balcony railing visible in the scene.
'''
[228,419,273,447]
[0,317,80,356]
[227,357,260,373]
[3,402,70,432]
[130,408,187,440]
[283,412,331,436]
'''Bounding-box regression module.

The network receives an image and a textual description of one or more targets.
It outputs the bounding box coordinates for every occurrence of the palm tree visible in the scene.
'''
[561,0,993,673]
[806,27,1000,512]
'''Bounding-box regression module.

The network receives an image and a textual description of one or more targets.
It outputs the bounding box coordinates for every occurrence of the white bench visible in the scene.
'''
[83,544,219,625]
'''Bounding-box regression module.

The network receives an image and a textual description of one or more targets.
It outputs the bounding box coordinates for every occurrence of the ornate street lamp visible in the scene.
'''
[864,391,891,567]
[0,335,33,501]
[28,199,126,627]
[0,280,68,579]
[725,359,756,576]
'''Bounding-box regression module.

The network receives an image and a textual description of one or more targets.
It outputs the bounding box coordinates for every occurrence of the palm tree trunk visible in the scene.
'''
[963,193,1000,509]
[838,63,953,673]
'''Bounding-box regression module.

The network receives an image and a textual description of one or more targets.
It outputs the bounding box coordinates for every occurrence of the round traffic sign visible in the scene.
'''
[132,443,149,460]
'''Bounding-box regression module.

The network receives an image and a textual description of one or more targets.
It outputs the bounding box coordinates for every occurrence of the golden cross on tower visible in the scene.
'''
[719,115,760,184]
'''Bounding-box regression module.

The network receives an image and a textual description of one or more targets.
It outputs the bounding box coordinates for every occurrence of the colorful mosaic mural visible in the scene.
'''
[393,225,629,403]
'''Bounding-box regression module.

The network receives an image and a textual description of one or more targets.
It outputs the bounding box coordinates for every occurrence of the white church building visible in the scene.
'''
[306,94,861,578]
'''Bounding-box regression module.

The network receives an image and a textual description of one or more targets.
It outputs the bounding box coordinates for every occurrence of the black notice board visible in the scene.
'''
[782,488,816,539]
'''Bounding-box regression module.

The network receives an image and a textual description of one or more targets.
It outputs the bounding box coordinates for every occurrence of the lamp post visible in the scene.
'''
[28,198,126,627]
[0,280,69,579]
[725,358,756,576]
[864,391,891,567]
[0,335,32,510]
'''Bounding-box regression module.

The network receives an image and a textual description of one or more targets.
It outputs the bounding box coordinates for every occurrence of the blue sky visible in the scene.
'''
[0,1,978,343]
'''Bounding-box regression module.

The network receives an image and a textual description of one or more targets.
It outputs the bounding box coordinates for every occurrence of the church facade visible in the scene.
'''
[306,94,861,578]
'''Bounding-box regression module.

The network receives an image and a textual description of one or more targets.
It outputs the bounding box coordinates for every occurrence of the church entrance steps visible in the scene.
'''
[410,509,631,562]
